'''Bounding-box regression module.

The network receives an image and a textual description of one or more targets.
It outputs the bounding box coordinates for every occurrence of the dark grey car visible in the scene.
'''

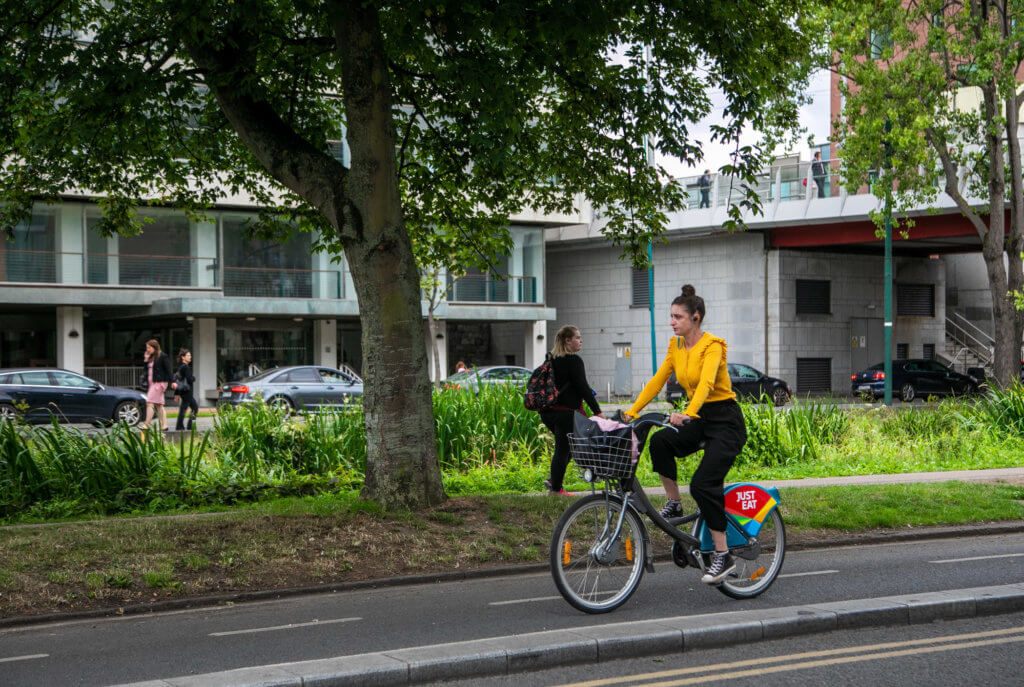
[217,365,363,412]
[0,368,145,426]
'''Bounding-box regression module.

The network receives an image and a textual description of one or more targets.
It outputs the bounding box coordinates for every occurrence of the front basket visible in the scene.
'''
[568,432,637,479]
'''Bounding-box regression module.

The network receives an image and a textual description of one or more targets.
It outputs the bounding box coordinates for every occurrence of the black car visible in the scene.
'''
[0,368,146,426]
[667,363,792,407]
[851,359,979,402]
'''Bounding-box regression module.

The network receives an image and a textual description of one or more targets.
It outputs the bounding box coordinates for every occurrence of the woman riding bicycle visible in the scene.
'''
[624,284,747,585]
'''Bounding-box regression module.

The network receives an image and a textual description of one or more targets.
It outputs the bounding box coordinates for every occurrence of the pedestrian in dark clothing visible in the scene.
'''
[811,152,827,198]
[539,325,603,495]
[173,348,198,431]
[698,170,711,208]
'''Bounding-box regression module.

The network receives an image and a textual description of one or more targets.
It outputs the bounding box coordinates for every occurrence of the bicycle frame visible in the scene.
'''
[592,476,764,569]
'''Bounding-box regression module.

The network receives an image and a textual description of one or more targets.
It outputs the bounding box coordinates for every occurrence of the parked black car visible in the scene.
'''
[851,359,980,402]
[217,365,364,412]
[667,363,791,407]
[0,368,145,426]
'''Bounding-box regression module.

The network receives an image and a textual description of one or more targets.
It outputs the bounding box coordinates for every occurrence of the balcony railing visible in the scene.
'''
[87,253,218,287]
[680,158,845,209]
[446,274,538,304]
[222,266,342,299]
[0,248,63,283]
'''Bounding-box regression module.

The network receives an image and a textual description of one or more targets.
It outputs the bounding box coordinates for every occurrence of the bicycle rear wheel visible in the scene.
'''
[713,508,786,599]
[550,494,646,613]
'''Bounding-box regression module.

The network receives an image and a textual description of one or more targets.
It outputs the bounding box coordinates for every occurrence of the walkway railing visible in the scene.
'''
[945,312,993,369]
[87,253,218,287]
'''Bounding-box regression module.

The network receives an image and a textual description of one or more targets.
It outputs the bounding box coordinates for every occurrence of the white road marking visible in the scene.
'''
[489,595,564,606]
[0,654,48,664]
[210,617,361,637]
[929,553,1024,564]
[778,569,839,578]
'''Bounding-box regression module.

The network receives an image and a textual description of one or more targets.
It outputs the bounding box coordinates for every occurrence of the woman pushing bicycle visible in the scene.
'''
[624,284,747,585]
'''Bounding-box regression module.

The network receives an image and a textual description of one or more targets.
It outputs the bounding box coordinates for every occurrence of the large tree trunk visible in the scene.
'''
[332,0,445,508]
[1004,93,1024,372]
[982,84,1017,387]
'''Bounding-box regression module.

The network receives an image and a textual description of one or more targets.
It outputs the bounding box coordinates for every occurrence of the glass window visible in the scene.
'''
[287,367,321,383]
[21,371,52,385]
[319,369,350,383]
[732,364,760,380]
[869,28,893,59]
[0,374,11,384]
[99,212,192,287]
[51,372,96,388]
[483,368,507,379]
[1,210,57,282]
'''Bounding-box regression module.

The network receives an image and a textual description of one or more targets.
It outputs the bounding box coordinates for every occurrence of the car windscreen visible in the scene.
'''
[445,370,479,382]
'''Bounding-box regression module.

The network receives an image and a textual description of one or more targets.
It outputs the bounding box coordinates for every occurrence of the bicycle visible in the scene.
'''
[550,412,786,613]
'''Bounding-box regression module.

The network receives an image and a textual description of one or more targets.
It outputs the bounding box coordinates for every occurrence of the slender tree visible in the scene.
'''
[2,0,821,508]
[832,0,1024,386]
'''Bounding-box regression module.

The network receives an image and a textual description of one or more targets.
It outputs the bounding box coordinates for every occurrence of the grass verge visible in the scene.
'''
[1,481,1021,619]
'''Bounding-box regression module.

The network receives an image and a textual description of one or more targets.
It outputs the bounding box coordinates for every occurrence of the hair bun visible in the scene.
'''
[681,284,696,298]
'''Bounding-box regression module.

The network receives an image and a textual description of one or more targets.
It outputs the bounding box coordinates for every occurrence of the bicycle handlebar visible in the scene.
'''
[611,410,677,431]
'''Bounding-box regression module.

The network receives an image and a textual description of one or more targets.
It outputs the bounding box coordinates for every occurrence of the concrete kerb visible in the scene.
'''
[114,583,1024,687]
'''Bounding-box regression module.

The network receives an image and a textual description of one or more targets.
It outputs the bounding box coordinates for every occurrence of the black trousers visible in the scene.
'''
[175,391,199,431]
[648,399,746,531]
[539,408,575,490]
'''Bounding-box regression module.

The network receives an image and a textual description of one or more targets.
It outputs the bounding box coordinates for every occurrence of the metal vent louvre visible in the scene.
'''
[896,283,934,317]
[796,357,831,392]
[795,280,830,314]
[631,267,651,307]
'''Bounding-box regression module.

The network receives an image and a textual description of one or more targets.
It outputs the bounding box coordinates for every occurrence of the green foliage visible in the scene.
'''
[739,400,849,466]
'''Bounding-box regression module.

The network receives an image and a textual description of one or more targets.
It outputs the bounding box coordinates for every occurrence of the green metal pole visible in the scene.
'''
[648,242,657,375]
[883,119,893,405]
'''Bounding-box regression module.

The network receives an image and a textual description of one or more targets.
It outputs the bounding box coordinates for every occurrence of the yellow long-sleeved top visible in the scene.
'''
[625,332,735,419]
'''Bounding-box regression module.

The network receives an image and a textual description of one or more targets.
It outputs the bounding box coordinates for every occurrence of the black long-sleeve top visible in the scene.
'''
[176,363,195,386]
[150,353,173,383]
[551,353,601,415]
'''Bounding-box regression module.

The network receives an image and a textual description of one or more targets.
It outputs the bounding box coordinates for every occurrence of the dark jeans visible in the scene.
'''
[539,408,575,491]
[699,189,710,208]
[175,391,199,430]
[814,175,827,198]
[648,400,746,531]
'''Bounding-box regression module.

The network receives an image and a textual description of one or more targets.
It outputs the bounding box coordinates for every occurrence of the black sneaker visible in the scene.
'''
[701,551,736,584]
[659,499,683,519]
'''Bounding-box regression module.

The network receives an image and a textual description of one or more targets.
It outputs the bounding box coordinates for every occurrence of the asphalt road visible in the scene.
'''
[436,610,1024,687]
[1,532,1022,686]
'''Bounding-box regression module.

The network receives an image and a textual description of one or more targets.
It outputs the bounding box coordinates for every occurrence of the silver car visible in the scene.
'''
[218,365,363,412]
[442,365,532,393]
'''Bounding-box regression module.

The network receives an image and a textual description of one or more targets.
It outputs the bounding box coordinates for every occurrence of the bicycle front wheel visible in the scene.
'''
[550,494,646,613]
[715,508,786,599]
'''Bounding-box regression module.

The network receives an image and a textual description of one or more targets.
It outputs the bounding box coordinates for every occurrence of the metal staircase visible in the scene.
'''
[943,311,993,375]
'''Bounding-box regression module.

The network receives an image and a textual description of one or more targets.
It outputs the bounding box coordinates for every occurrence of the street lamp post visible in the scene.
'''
[883,119,893,405]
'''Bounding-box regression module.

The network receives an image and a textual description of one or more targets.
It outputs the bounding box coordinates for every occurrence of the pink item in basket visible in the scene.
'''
[589,415,639,460]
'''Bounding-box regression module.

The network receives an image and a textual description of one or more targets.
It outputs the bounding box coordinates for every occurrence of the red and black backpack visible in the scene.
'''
[523,355,561,411]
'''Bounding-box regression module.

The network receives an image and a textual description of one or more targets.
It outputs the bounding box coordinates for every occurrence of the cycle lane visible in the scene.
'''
[1,532,1023,686]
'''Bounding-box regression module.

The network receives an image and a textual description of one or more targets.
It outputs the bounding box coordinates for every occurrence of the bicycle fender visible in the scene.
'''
[698,483,781,551]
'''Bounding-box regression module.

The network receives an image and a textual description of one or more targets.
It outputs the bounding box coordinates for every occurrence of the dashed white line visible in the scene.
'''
[779,569,840,578]
[0,654,48,664]
[489,595,563,606]
[210,617,361,636]
[930,553,1024,564]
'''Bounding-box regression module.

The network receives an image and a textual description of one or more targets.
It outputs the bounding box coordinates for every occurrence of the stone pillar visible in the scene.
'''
[190,221,218,287]
[423,319,448,383]
[524,319,547,370]
[314,319,338,368]
[193,317,217,407]
[56,306,84,373]
[56,204,84,284]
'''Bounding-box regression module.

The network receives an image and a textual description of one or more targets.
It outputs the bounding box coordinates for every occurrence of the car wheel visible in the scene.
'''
[267,396,294,413]
[900,383,916,403]
[113,400,142,426]
[0,402,16,423]
[771,387,789,407]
